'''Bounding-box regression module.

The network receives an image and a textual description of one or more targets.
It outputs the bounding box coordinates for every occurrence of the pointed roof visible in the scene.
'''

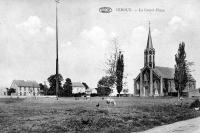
[146,22,153,50]
[12,80,40,88]
[72,82,85,88]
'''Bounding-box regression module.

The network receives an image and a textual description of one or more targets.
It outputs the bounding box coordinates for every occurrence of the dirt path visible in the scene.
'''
[139,117,200,133]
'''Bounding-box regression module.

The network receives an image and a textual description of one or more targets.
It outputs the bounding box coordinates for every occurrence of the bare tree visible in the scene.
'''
[104,37,120,88]
[105,38,119,77]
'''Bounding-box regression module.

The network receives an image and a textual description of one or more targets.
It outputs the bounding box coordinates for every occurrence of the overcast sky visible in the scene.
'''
[0,0,200,92]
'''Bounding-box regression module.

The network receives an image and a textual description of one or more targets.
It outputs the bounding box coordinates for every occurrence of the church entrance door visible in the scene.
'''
[144,86,149,96]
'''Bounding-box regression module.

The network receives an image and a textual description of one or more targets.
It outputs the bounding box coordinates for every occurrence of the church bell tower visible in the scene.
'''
[144,22,155,68]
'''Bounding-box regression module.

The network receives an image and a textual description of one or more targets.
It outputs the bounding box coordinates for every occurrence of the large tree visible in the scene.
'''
[47,74,63,96]
[7,88,15,96]
[63,78,72,97]
[97,76,115,89]
[39,83,48,95]
[174,42,191,98]
[96,87,111,96]
[97,76,113,96]
[116,51,124,96]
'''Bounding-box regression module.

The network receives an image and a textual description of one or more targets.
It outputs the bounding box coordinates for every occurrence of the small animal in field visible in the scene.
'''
[96,103,100,108]
[106,98,116,106]
[179,97,184,101]
[194,107,199,111]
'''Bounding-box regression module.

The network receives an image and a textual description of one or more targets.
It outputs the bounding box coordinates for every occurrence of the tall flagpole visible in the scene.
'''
[55,0,59,100]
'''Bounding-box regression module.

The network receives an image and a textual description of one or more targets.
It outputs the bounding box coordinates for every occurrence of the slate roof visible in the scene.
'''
[72,82,85,88]
[154,66,196,81]
[154,66,175,79]
[12,80,40,88]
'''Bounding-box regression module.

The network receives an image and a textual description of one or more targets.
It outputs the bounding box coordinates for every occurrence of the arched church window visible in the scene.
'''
[153,81,159,95]
[136,83,139,90]
[146,55,148,63]
[149,55,152,62]
[144,72,149,81]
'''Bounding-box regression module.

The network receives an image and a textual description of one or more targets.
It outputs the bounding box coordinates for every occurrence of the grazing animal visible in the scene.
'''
[194,107,199,111]
[106,98,116,106]
[96,103,100,108]
[180,97,184,100]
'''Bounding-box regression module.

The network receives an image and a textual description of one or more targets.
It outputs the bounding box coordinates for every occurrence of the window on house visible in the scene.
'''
[20,92,22,96]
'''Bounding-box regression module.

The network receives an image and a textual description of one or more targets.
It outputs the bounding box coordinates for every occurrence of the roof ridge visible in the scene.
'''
[155,66,174,69]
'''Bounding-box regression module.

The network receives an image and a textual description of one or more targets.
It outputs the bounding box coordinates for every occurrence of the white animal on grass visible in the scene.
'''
[106,98,116,106]
[194,107,199,111]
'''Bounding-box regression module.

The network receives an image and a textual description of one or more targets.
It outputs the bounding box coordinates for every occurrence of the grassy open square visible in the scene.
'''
[0,97,200,133]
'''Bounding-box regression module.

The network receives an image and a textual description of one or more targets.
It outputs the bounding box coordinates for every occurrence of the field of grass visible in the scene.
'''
[0,96,200,133]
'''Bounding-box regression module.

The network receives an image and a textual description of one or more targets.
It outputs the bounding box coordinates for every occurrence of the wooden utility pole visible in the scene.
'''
[55,0,59,100]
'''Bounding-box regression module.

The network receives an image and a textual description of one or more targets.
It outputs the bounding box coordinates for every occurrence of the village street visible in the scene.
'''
[139,116,200,133]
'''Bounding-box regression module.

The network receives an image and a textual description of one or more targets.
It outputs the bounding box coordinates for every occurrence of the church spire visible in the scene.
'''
[144,21,155,68]
[146,21,153,50]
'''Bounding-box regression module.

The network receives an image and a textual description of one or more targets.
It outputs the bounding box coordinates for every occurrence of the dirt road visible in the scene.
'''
[139,117,200,133]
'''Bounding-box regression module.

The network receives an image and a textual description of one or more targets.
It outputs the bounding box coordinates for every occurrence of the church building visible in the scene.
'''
[134,24,196,97]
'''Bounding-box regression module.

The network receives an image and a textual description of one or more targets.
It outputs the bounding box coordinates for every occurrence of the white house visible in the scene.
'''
[10,80,40,96]
[72,82,86,94]
[0,87,7,96]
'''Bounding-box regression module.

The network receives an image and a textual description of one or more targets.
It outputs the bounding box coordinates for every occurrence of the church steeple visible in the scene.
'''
[146,22,153,50]
[144,21,155,68]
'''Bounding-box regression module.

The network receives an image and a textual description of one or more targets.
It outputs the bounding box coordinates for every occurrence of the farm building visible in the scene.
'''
[10,80,40,96]
[72,82,86,94]
[134,25,196,97]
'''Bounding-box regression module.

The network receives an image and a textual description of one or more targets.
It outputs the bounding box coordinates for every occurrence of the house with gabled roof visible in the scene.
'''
[10,80,40,96]
[134,24,196,97]
[72,82,86,94]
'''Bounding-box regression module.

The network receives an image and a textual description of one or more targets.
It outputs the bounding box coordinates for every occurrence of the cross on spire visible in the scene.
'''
[149,21,151,31]
[149,21,150,27]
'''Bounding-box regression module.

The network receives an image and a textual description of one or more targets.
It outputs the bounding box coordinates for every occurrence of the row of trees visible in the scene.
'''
[39,75,74,97]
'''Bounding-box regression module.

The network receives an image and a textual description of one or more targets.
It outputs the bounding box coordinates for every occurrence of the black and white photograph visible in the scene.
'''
[0,0,200,132]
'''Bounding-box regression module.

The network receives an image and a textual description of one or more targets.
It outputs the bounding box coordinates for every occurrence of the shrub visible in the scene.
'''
[90,93,98,97]
[190,99,200,108]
